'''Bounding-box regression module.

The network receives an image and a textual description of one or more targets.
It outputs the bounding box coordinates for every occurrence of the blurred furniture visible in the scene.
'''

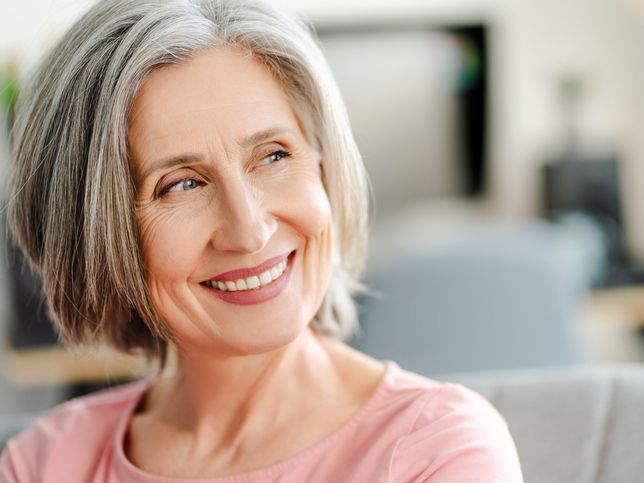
[355,221,595,375]
[454,364,644,483]
[0,241,149,408]
[3,345,149,387]
[542,158,644,288]
[0,413,37,451]
[588,285,644,328]
[3,364,644,483]
[0,344,149,418]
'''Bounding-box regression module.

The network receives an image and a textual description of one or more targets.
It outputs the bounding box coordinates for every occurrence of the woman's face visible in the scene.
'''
[128,48,333,356]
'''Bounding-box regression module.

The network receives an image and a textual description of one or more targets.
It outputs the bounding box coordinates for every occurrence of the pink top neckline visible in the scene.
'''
[1,359,523,481]
[113,361,396,482]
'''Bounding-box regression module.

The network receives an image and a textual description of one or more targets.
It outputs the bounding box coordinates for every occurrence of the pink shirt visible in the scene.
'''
[0,362,522,482]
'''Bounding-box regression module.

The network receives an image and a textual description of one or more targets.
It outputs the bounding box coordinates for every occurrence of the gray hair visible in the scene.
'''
[8,0,369,358]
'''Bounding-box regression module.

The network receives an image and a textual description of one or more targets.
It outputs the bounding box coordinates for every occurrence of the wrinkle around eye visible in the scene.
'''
[134,179,215,224]
[136,195,209,252]
[135,163,211,200]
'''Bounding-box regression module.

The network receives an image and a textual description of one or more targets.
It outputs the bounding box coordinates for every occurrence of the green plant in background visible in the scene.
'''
[455,37,480,92]
[0,58,20,129]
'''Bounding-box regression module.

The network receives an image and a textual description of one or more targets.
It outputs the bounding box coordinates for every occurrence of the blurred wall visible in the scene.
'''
[488,0,644,261]
[306,0,644,262]
[321,31,464,209]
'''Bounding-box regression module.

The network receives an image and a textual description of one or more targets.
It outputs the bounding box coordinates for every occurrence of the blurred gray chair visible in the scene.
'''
[355,222,596,375]
[454,364,644,483]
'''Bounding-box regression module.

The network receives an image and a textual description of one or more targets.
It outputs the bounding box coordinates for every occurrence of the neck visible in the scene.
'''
[146,328,345,443]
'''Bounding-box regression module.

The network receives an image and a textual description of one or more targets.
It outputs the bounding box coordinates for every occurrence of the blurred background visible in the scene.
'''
[2,0,644,415]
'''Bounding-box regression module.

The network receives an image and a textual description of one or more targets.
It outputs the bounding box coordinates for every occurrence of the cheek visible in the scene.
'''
[137,206,206,282]
[279,176,334,306]
[276,170,333,239]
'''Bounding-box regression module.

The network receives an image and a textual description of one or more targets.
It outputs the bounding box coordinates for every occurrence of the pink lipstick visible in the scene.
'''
[200,251,295,305]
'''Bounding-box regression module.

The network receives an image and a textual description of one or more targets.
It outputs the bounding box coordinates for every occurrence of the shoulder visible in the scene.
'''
[375,362,497,424]
[382,364,523,482]
[0,379,149,482]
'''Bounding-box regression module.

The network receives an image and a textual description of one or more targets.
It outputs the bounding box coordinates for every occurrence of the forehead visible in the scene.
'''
[128,48,302,165]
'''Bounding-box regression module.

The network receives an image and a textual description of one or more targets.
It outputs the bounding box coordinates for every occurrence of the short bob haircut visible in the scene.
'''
[8,0,369,358]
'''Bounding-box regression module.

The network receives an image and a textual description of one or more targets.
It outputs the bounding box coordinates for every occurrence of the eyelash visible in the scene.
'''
[258,149,292,166]
[157,149,292,198]
[157,178,202,197]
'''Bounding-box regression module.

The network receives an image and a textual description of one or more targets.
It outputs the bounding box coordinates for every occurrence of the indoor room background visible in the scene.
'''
[2,0,644,416]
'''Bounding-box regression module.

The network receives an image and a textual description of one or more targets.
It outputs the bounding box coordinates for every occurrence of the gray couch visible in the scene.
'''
[2,365,644,482]
[455,364,644,483]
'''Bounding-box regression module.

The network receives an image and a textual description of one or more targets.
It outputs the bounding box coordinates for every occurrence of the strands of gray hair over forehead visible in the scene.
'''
[8,0,369,357]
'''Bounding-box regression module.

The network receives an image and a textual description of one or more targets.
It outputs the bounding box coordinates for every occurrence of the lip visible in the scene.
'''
[206,251,292,283]
[201,251,296,306]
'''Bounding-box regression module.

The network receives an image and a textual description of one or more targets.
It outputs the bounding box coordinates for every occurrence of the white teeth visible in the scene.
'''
[225,281,237,292]
[207,257,289,292]
[246,276,261,289]
[259,270,272,286]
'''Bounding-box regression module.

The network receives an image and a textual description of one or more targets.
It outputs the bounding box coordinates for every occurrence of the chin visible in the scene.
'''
[217,318,310,357]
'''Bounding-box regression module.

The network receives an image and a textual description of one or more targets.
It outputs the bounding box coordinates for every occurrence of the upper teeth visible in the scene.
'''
[208,259,288,292]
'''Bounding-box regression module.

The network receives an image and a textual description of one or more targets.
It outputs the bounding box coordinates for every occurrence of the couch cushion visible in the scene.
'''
[450,365,644,483]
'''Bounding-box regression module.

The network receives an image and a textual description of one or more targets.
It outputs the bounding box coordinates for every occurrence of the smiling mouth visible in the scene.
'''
[201,252,292,293]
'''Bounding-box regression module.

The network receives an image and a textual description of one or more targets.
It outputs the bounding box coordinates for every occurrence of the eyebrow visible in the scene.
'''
[138,126,296,182]
[239,125,295,149]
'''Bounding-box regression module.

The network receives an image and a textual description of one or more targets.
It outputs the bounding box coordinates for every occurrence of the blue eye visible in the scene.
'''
[163,178,200,196]
[259,150,291,166]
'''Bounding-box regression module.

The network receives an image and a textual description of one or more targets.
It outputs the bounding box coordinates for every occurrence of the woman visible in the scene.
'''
[0,0,522,481]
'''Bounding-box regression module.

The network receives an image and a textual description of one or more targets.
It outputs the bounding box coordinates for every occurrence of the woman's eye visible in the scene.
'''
[161,178,200,196]
[258,150,291,166]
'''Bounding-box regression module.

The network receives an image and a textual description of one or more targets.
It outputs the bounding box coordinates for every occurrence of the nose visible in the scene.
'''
[210,179,277,254]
